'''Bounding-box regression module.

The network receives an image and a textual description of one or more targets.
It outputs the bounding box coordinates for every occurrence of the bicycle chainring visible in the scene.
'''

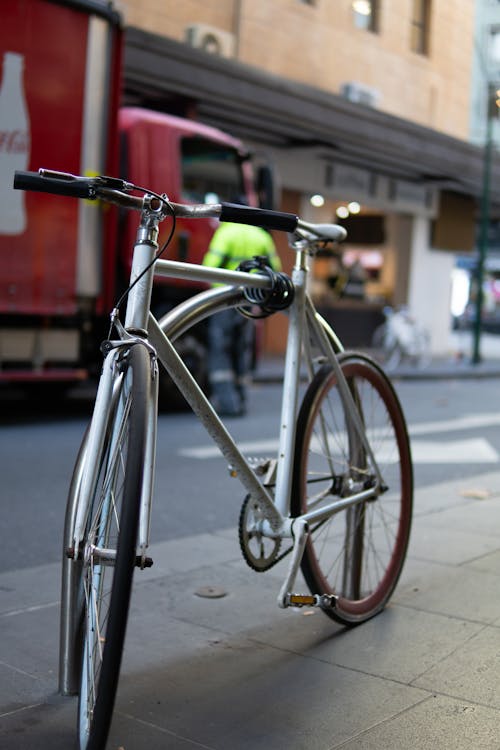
[238,494,281,572]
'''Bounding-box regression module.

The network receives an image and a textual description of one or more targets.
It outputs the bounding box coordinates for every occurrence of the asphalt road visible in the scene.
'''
[2,374,500,574]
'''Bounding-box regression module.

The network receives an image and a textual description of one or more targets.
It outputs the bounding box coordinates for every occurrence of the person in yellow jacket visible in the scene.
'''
[202,217,281,417]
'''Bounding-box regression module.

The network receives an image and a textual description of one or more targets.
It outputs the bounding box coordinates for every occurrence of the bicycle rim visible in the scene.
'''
[292,353,412,624]
[78,345,150,750]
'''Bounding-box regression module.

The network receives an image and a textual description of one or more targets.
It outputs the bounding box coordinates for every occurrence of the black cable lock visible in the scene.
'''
[236,256,294,319]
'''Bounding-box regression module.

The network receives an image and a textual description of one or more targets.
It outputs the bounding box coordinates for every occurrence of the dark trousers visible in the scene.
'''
[207,308,252,416]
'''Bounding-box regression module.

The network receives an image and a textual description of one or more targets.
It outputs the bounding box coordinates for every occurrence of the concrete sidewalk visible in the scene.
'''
[254,330,500,383]
[2,469,500,749]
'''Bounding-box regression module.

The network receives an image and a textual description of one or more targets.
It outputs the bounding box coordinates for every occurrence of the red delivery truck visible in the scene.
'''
[0,0,268,405]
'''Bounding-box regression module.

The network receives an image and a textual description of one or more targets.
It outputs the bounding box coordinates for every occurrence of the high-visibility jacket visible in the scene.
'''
[202,222,281,273]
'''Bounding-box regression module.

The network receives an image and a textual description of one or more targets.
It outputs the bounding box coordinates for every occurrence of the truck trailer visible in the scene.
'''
[0,0,266,404]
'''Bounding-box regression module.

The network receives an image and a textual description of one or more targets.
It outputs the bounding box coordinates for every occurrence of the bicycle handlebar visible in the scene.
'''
[219,202,297,233]
[13,170,99,200]
[13,169,347,242]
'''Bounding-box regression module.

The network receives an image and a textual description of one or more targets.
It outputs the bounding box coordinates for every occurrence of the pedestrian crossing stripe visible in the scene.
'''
[178,436,499,464]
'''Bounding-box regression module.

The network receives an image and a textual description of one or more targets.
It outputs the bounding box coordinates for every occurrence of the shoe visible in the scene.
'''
[213,403,245,418]
[210,383,245,417]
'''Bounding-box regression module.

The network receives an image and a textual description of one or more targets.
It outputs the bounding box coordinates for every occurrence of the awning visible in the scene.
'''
[123,27,500,211]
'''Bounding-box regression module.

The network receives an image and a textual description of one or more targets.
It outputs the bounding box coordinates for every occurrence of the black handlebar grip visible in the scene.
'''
[13,171,97,200]
[220,203,298,233]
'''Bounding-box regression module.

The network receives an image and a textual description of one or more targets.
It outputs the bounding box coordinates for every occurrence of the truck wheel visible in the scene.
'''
[158,334,208,411]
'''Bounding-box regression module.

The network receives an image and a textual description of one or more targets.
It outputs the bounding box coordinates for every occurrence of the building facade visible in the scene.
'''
[122,0,474,140]
[470,0,500,146]
[117,0,500,355]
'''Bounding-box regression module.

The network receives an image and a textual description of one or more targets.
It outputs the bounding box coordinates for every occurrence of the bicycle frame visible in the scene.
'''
[60,203,385,694]
[153,263,382,506]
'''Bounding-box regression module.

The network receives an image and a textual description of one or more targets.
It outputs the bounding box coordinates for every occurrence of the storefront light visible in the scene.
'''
[310,193,325,207]
[336,205,350,219]
[352,0,371,16]
[348,201,361,214]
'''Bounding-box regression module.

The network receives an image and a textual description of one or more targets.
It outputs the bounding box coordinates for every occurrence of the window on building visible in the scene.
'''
[489,25,500,64]
[352,1,379,33]
[410,0,431,55]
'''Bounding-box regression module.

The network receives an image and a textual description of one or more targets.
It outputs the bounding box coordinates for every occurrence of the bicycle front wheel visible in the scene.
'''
[78,344,151,750]
[292,352,412,625]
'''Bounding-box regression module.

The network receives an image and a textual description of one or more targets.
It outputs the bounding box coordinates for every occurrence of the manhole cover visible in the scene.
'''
[194,585,228,599]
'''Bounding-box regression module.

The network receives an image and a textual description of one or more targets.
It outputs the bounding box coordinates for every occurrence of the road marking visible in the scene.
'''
[180,437,278,459]
[178,413,500,463]
[410,438,498,464]
[179,437,499,464]
[0,600,60,619]
[408,413,500,436]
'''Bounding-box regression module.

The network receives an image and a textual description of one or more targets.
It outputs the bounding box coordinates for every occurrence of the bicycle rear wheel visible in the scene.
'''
[292,352,412,625]
[77,344,151,750]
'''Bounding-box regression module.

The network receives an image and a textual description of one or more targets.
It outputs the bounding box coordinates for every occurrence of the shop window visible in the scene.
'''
[410,0,431,55]
[352,1,379,33]
[336,214,386,245]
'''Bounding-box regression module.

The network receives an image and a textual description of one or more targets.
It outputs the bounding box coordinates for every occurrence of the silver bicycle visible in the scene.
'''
[14,168,413,750]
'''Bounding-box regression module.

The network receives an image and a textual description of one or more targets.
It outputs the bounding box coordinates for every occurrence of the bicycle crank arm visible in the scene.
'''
[277,519,338,610]
[277,517,308,608]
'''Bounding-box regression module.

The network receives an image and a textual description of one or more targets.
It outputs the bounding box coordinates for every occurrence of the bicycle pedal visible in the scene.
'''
[286,593,337,609]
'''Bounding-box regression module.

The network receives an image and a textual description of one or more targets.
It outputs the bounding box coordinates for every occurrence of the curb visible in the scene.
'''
[253,356,500,384]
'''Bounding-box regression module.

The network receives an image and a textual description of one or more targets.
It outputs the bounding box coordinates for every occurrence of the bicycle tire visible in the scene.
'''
[77,344,151,750]
[291,352,412,625]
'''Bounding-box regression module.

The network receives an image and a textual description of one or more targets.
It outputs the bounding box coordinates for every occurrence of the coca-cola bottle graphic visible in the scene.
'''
[0,52,31,235]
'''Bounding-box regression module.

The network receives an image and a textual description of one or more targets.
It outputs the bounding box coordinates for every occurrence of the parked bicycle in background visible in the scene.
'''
[372,305,431,371]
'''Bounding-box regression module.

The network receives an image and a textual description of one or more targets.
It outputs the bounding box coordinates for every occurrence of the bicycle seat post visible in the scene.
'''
[272,243,309,518]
